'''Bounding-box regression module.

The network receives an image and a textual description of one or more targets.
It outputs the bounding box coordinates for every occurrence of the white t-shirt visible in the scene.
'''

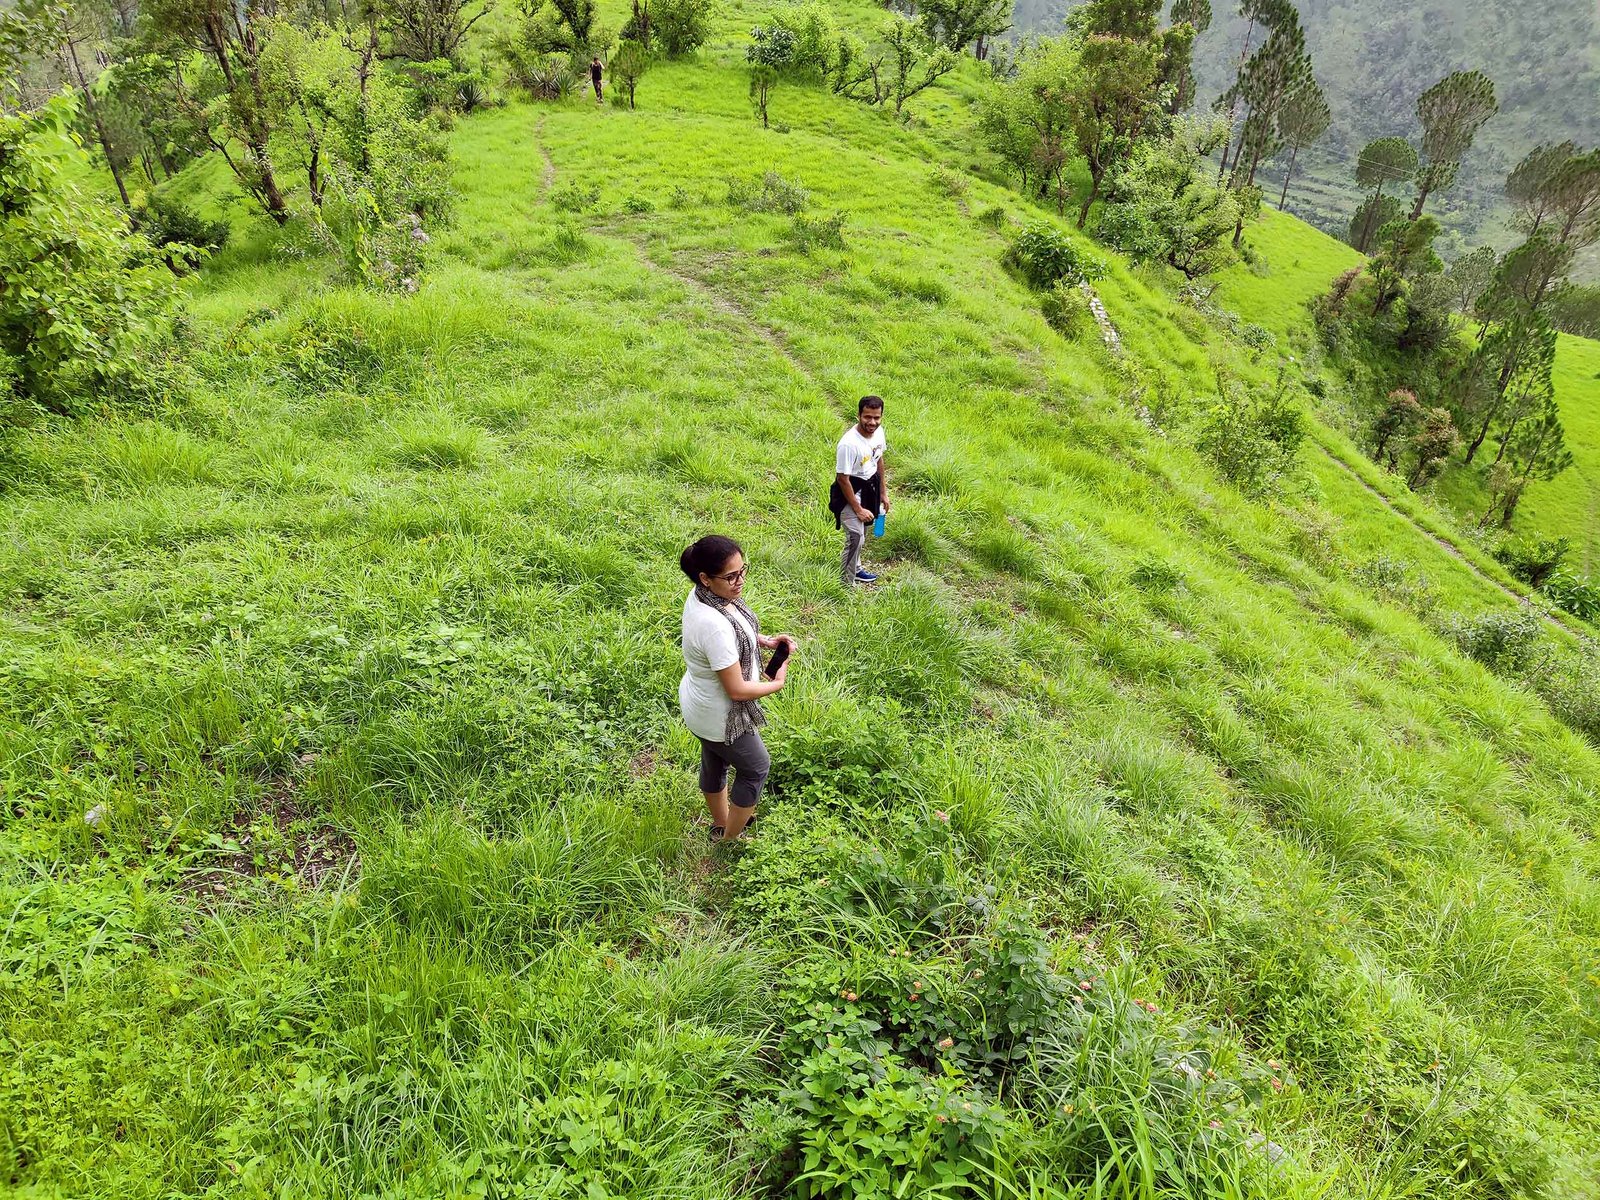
[679,590,757,743]
[836,425,887,481]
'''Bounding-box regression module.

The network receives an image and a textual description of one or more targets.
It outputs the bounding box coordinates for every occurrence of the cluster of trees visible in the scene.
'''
[2,0,463,254]
[1344,71,1498,253]
[0,0,501,417]
[742,1,999,128]
[1175,0,1600,247]
[497,0,711,110]
[1318,129,1600,529]
[970,0,1333,280]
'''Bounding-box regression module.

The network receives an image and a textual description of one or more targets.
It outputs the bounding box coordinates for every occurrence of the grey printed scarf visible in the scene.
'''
[694,583,767,743]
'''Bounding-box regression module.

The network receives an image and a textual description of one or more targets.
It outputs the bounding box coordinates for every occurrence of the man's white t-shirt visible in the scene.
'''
[679,590,757,743]
[836,425,887,481]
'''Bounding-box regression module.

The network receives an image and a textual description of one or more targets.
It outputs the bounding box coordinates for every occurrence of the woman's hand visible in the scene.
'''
[717,661,785,701]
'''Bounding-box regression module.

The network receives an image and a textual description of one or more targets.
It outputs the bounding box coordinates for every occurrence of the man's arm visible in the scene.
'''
[837,471,871,521]
[878,454,889,513]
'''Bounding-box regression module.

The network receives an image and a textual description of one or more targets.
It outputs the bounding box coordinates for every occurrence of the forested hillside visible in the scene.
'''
[4,0,1600,1196]
[1018,0,1600,266]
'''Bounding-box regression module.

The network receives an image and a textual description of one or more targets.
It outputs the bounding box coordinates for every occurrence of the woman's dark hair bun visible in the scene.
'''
[680,534,743,582]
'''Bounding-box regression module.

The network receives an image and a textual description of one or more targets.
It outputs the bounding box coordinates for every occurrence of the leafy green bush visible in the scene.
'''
[787,211,847,253]
[132,192,229,273]
[1040,282,1091,339]
[402,58,493,113]
[1004,223,1105,290]
[1238,321,1275,352]
[620,193,655,213]
[270,317,383,392]
[781,1041,1015,1198]
[551,181,602,212]
[1,97,172,413]
[312,73,453,291]
[1493,534,1569,588]
[976,203,1008,229]
[1535,642,1600,741]
[1093,117,1242,280]
[1441,608,1546,674]
[1353,554,1437,615]
[1540,570,1600,622]
[727,170,810,213]
[651,0,713,55]
[1195,374,1306,498]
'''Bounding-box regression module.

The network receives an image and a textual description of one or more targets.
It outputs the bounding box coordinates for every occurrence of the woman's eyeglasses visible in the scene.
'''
[711,566,748,584]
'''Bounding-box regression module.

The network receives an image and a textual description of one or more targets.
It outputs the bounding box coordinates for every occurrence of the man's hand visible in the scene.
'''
[881,496,891,515]
[772,660,788,685]
[853,504,872,523]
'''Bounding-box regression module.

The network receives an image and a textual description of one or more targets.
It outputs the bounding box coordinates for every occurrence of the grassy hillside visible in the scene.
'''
[5,39,1600,1200]
[1521,335,1600,574]
[1218,212,1600,574]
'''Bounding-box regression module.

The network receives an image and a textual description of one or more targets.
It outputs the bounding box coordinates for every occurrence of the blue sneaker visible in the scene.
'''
[855,570,879,583]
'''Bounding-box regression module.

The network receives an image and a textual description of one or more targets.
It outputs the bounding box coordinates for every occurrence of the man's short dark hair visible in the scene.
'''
[858,395,884,414]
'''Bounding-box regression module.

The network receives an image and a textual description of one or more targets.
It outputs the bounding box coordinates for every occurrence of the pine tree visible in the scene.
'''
[1505,142,1575,236]
[1215,0,1291,177]
[1543,149,1600,250]
[1273,77,1328,210]
[1351,136,1417,252]
[1222,10,1309,194]
[1410,70,1497,219]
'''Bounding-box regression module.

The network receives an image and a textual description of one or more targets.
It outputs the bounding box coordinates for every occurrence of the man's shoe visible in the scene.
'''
[855,570,879,583]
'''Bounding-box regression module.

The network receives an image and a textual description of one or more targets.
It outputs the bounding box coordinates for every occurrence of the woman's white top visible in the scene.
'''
[679,590,756,743]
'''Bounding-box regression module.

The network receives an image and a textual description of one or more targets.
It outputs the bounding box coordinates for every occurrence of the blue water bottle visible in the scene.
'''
[873,509,886,537]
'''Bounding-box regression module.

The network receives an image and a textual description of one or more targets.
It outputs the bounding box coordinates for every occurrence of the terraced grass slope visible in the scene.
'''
[1523,335,1600,574]
[1219,210,1600,573]
[3,44,1600,1200]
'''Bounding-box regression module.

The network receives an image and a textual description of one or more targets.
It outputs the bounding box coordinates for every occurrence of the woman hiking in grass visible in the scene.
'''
[678,535,795,842]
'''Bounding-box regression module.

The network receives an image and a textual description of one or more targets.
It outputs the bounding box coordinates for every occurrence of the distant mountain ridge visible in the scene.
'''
[1015,0,1600,269]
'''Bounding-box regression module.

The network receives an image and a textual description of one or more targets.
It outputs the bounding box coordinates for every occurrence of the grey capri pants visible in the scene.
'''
[696,731,771,808]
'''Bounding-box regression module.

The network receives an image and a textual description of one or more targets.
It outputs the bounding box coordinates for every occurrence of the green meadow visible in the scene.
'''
[1216,208,1600,574]
[4,28,1600,1200]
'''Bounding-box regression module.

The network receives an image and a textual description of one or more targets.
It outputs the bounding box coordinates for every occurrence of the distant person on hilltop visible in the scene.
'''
[829,395,890,590]
[590,55,603,105]
[678,535,796,843]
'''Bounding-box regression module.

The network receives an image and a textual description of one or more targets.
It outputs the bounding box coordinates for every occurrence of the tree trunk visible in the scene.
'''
[1278,144,1298,210]
[1243,144,1262,189]
[1218,16,1257,179]
[1358,180,1385,253]
[1409,170,1431,220]
[1493,414,1522,466]
[64,35,131,209]
[1077,170,1100,228]
[1463,343,1521,466]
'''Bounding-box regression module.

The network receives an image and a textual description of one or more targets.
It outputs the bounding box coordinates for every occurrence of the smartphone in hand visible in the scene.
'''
[764,640,791,679]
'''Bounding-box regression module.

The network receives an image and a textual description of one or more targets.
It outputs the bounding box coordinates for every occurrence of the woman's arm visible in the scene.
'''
[717,661,786,701]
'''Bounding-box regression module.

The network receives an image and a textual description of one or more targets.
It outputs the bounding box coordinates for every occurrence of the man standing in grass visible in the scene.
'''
[590,55,604,105]
[830,395,890,589]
